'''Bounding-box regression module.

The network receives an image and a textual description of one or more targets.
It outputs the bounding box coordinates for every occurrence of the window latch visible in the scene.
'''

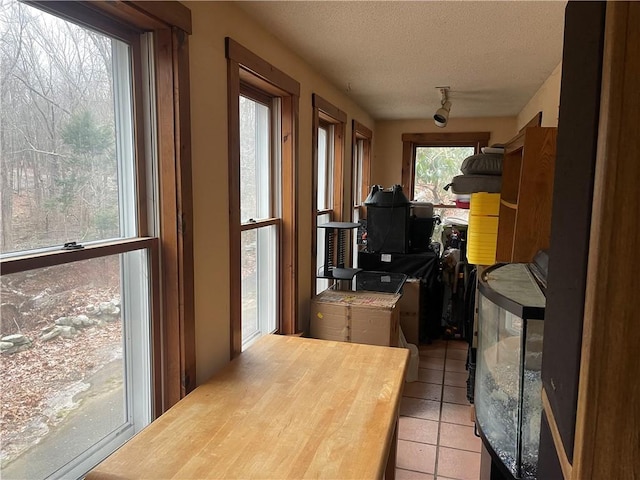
[63,241,84,250]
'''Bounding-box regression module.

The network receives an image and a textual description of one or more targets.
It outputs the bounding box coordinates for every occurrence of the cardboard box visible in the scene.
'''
[398,278,421,345]
[310,290,401,347]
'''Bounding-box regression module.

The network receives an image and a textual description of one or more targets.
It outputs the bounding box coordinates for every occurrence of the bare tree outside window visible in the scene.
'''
[413,146,474,247]
[1,2,151,478]
[1,0,120,254]
[413,146,474,205]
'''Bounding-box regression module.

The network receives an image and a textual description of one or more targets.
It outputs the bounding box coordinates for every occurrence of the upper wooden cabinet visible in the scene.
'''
[496,127,558,263]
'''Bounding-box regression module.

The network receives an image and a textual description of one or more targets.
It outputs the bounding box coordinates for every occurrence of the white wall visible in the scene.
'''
[517,62,563,129]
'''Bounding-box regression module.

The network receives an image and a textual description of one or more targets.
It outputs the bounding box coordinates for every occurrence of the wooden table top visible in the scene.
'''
[86,335,409,479]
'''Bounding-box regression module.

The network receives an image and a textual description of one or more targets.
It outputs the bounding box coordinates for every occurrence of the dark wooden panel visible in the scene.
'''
[173,28,196,396]
[541,0,606,464]
[401,132,490,145]
[538,410,566,480]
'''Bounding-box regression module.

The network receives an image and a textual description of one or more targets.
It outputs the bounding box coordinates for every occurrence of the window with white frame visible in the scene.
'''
[316,122,334,293]
[0,2,159,478]
[239,90,278,350]
[226,38,299,358]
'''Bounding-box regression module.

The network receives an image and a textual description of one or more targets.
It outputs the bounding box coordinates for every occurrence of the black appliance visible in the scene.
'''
[364,185,410,253]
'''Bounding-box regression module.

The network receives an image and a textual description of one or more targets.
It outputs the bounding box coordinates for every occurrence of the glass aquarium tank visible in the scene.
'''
[475,262,545,480]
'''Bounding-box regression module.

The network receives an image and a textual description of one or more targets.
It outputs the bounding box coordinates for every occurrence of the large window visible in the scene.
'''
[0,1,193,478]
[414,145,476,222]
[227,38,299,357]
[312,95,346,294]
[239,91,278,350]
[401,132,489,247]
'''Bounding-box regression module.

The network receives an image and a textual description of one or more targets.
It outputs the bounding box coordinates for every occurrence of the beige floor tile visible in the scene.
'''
[399,416,439,445]
[444,359,467,373]
[436,447,481,480]
[420,339,447,348]
[442,386,469,405]
[397,440,436,474]
[447,340,469,350]
[400,397,441,421]
[444,371,468,388]
[445,348,468,361]
[440,402,475,427]
[403,382,442,401]
[420,346,446,359]
[419,356,445,371]
[395,469,434,480]
[438,423,482,452]
[418,368,443,385]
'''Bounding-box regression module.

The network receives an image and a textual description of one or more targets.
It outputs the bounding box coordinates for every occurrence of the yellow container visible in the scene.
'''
[467,238,497,265]
[468,215,499,234]
[469,231,499,245]
[470,192,501,216]
[467,241,497,252]
[468,250,497,266]
[468,193,500,265]
[468,247,497,258]
[467,247,497,257]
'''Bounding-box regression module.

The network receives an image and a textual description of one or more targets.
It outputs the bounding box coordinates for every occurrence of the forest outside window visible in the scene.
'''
[0,3,152,478]
[0,1,193,478]
[401,132,489,247]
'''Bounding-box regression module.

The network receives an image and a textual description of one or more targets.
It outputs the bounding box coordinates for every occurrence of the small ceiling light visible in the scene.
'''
[434,87,451,128]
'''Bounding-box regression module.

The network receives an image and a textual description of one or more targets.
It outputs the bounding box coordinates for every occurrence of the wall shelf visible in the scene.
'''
[500,199,518,210]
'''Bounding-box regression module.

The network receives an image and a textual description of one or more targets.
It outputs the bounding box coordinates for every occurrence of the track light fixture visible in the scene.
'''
[434,87,451,128]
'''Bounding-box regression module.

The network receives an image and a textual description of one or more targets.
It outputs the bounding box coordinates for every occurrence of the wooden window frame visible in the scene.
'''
[352,120,373,216]
[1,0,195,415]
[226,38,300,358]
[401,132,490,202]
[311,94,346,294]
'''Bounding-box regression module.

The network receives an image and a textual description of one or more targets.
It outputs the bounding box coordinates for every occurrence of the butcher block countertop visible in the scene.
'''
[86,334,409,479]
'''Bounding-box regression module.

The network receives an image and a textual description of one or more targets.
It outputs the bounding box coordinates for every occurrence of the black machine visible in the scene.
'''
[364,185,438,254]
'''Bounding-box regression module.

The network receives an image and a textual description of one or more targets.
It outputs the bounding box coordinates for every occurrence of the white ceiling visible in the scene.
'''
[237,1,567,120]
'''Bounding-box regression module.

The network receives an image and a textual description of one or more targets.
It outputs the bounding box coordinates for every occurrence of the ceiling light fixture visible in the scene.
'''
[434,87,451,128]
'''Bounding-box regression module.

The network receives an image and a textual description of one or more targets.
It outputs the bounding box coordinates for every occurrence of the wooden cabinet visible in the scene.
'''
[496,127,557,263]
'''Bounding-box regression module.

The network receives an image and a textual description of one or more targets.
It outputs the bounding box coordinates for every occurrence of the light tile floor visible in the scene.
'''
[396,339,481,480]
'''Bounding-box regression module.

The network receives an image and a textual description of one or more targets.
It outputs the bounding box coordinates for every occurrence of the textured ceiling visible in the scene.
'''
[237,1,567,120]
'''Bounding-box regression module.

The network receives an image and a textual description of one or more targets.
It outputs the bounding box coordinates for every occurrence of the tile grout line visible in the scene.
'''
[433,340,448,479]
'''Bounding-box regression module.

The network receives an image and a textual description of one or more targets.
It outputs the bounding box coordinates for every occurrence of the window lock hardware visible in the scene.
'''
[63,242,84,250]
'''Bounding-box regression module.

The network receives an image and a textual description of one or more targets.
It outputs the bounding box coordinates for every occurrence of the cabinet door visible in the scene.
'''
[511,128,557,263]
